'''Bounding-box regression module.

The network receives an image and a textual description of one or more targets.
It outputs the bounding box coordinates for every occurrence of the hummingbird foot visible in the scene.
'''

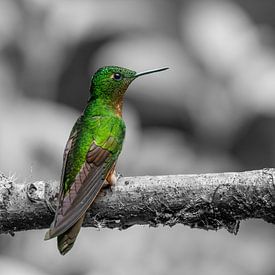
[103,171,116,187]
[102,169,119,193]
[102,181,113,193]
[107,171,118,186]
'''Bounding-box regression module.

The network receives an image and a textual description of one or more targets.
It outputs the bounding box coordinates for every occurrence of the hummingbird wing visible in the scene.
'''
[45,115,124,240]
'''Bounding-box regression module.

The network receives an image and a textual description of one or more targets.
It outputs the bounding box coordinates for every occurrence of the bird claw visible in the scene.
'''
[102,171,123,193]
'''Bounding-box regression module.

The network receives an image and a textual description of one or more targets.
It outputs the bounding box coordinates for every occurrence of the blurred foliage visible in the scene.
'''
[0,0,275,274]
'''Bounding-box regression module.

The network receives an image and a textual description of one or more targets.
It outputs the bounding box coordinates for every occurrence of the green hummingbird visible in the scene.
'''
[44,65,169,255]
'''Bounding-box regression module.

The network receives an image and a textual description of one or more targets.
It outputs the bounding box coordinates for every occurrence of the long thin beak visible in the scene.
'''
[135,67,169,78]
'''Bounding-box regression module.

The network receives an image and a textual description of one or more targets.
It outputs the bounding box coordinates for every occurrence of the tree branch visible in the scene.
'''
[0,169,274,235]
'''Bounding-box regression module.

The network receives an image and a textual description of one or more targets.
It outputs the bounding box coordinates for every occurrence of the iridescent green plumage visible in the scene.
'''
[44,65,168,255]
[62,102,126,194]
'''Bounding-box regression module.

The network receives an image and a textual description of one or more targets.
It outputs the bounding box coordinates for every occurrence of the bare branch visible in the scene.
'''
[0,169,274,235]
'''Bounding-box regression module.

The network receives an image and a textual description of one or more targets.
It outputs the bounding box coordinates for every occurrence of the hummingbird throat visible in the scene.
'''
[114,99,123,117]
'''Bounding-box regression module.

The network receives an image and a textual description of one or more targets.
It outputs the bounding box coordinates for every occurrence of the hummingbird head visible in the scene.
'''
[90,66,136,101]
[89,66,169,102]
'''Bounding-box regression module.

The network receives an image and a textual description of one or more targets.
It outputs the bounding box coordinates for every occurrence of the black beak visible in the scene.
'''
[135,67,169,78]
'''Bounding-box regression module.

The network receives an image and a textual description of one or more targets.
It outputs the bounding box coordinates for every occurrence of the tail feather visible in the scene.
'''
[57,215,85,255]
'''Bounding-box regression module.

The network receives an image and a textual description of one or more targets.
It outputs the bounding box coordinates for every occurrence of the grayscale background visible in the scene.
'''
[0,0,275,274]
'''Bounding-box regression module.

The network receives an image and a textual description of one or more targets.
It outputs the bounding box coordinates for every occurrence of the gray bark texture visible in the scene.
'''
[0,168,275,235]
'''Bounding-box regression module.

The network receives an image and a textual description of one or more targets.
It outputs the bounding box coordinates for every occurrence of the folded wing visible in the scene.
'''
[45,139,116,240]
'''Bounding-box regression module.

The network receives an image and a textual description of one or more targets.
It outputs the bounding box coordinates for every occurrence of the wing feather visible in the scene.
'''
[46,143,114,239]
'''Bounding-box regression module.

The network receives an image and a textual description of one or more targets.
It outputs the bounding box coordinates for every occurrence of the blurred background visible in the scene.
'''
[0,0,275,274]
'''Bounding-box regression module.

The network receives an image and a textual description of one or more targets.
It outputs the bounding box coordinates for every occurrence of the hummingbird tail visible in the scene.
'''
[57,214,85,255]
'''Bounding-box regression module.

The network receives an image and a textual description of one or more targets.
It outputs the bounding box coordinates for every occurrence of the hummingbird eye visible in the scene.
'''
[112,73,123,81]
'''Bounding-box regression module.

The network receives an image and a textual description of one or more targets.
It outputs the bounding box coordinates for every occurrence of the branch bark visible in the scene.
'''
[0,169,274,235]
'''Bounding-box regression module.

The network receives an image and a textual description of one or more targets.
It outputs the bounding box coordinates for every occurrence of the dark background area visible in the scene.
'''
[0,0,275,274]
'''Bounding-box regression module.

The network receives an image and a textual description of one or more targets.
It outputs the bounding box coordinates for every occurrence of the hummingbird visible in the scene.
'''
[44,65,169,255]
